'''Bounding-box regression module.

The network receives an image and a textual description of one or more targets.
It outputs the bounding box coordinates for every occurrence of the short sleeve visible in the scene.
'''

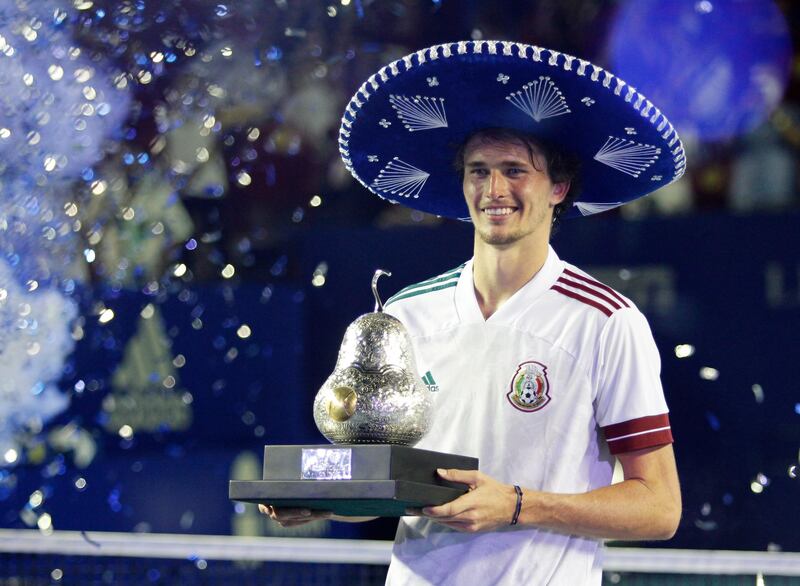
[594,307,673,455]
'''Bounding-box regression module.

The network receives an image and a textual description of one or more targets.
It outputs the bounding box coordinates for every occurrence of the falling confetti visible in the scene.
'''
[0,258,77,466]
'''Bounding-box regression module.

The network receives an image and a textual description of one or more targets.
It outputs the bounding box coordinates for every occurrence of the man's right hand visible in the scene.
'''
[258,504,332,527]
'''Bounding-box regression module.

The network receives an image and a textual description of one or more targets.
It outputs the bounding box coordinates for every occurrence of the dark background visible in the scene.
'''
[1,0,798,554]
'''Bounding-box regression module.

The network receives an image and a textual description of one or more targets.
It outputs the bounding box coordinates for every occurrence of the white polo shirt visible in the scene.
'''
[383,246,673,586]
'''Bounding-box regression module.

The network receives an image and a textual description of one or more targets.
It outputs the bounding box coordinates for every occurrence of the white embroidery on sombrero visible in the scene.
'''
[390,94,448,132]
[371,157,430,199]
[593,136,660,178]
[506,76,571,122]
[574,201,625,216]
[648,106,662,124]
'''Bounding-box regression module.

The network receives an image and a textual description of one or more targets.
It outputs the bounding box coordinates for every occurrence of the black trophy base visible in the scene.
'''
[228,444,479,517]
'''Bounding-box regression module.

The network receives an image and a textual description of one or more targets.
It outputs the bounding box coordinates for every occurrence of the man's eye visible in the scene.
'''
[470,168,489,176]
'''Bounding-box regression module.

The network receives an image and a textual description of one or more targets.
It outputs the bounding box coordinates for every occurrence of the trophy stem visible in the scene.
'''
[371,269,392,312]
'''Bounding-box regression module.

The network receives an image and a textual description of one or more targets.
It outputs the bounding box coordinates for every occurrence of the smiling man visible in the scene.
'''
[457,128,576,318]
[265,40,686,585]
[376,125,680,585]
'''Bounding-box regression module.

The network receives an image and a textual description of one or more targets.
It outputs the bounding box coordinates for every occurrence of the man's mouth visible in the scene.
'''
[482,207,517,217]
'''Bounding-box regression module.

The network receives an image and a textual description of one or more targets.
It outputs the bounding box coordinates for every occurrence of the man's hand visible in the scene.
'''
[414,444,681,541]
[418,468,517,533]
[258,505,332,527]
[258,505,378,526]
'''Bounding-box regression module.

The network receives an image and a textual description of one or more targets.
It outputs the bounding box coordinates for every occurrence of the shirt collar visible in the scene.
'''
[455,245,565,324]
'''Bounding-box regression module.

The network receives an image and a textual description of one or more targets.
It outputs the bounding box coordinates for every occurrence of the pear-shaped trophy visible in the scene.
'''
[313,269,432,445]
[229,270,478,517]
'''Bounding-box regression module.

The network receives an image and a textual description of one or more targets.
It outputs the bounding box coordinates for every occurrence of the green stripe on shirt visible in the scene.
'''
[386,279,459,305]
[386,264,465,305]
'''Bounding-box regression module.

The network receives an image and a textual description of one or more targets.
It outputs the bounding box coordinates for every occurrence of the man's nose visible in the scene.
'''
[488,170,509,198]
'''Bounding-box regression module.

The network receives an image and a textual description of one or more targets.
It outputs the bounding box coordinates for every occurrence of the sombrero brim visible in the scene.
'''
[339,41,686,220]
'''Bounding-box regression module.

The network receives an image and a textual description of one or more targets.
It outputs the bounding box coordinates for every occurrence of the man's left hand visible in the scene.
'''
[417,468,518,533]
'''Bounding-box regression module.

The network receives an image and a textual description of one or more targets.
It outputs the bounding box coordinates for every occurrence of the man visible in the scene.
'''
[264,41,684,584]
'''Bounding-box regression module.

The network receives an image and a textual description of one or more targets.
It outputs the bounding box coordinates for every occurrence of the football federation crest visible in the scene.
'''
[507,361,551,412]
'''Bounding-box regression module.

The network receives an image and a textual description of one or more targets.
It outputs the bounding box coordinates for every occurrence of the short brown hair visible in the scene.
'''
[453,128,581,231]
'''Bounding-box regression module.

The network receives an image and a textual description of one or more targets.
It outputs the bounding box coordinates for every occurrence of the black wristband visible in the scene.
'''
[510,484,523,526]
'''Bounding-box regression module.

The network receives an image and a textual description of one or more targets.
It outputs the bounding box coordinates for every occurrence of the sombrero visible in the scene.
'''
[338,40,686,220]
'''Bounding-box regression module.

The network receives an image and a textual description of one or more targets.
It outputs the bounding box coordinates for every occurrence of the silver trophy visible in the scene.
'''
[229,270,477,516]
[313,270,432,445]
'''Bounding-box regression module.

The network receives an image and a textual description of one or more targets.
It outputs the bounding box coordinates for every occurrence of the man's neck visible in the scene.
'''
[472,234,550,320]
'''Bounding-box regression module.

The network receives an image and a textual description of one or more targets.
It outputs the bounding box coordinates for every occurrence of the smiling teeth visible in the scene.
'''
[484,207,515,216]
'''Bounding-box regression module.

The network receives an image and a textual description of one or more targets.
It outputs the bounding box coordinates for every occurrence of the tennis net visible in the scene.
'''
[1,529,799,585]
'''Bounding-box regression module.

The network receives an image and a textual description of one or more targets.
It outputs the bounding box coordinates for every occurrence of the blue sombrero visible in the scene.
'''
[338,40,686,220]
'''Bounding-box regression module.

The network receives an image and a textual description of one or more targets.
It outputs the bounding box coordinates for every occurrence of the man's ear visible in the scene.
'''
[550,181,570,205]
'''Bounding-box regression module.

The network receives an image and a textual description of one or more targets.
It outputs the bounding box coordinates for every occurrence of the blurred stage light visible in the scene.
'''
[608,0,792,141]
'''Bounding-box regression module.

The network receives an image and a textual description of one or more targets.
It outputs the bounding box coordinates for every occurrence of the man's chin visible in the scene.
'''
[477,230,523,247]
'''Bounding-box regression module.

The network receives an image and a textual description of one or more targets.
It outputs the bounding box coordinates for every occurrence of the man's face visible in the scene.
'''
[462,137,568,248]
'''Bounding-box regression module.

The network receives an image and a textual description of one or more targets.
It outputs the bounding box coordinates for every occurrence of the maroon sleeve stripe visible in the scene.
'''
[563,268,629,307]
[557,276,622,310]
[607,428,674,455]
[550,285,613,317]
[604,413,671,439]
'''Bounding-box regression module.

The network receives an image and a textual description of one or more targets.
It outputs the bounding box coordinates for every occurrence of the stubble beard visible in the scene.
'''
[474,206,550,247]
[476,225,530,247]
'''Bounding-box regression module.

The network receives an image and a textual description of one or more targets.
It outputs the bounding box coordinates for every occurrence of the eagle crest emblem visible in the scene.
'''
[507,361,551,412]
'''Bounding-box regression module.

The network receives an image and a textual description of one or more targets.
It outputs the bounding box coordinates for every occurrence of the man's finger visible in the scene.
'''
[438,468,481,487]
[421,502,452,517]
[278,520,317,527]
[422,493,476,518]
[266,507,333,523]
[270,507,312,520]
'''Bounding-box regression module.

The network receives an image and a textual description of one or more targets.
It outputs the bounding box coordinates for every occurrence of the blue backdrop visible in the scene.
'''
[2,210,798,550]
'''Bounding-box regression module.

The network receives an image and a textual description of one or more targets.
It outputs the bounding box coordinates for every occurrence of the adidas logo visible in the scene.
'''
[421,371,439,392]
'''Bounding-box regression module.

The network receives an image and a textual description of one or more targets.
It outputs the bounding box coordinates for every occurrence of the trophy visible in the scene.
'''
[229,270,478,516]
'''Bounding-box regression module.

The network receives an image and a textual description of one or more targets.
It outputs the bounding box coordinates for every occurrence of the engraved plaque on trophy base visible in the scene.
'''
[228,444,479,517]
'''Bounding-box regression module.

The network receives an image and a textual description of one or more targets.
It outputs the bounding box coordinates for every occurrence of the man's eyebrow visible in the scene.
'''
[465,159,532,167]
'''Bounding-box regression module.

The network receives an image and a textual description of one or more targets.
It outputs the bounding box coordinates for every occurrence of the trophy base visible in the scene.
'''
[228,444,479,517]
